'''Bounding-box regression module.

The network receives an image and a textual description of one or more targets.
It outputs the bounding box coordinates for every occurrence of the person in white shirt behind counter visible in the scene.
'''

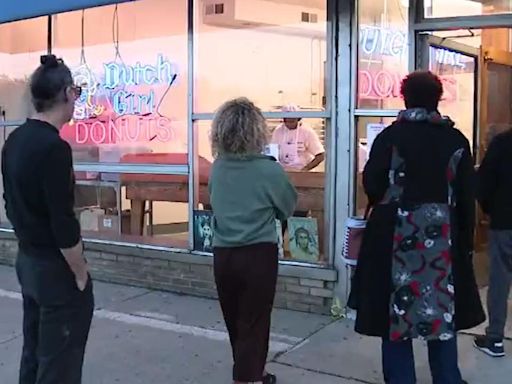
[271,104,325,171]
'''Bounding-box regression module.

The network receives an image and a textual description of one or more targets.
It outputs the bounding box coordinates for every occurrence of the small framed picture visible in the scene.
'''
[287,217,320,263]
[193,210,214,253]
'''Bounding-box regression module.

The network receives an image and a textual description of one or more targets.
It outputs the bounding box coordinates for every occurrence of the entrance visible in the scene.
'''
[417,29,512,286]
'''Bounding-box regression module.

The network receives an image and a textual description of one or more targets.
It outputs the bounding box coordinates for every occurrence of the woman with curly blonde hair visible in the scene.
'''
[209,98,297,384]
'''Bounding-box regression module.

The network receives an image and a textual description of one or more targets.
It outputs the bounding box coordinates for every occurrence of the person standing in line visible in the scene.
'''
[209,98,297,384]
[474,128,512,357]
[2,55,94,384]
[271,104,325,172]
[349,71,484,384]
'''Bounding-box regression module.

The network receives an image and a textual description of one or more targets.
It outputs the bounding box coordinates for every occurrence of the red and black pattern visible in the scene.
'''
[383,146,464,342]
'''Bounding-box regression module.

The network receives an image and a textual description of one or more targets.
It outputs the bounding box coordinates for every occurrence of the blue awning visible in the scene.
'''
[1,0,135,24]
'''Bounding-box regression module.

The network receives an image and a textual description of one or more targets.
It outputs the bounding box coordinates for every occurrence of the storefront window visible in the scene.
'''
[354,116,394,216]
[52,0,188,164]
[0,17,48,121]
[429,44,477,149]
[197,117,328,265]
[76,171,189,248]
[358,0,408,109]
[424,0,512,18]
[0,1,335,260]
[194,0,328,113]
[0,18,48,228]
[51,0,190,248]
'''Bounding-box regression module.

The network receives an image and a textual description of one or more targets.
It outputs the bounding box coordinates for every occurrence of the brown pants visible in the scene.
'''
[214,243,278,382]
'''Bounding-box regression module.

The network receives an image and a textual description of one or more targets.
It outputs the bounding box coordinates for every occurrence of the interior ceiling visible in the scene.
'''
[264,0,326,10]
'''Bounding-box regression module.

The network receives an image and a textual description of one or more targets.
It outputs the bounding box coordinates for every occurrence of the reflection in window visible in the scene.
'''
[429,44,476,149]
[0,17,48,121]
[358,0,408,109]
[194,0,328,112]
[51,0,188,164]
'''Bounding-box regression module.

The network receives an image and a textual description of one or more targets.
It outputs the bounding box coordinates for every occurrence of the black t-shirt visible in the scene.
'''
[2,119,81,252]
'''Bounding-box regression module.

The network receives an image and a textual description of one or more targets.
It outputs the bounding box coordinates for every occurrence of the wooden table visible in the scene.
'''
[123,171,326,255]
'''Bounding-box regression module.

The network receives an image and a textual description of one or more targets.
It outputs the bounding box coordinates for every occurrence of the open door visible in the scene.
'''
[475,47,512,285]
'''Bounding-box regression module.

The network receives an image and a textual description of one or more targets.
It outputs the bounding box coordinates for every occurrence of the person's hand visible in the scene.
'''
[75,267,89,292]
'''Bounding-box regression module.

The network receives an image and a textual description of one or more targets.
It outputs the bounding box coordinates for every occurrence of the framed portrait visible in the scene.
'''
[287,217,320,263]
[193,210,214,253]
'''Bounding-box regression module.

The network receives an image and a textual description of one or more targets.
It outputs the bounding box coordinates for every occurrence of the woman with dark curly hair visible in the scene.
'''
[349,71,484,384]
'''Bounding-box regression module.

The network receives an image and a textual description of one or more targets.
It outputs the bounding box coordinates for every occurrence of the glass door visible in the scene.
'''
[417,34,479,153]
[475,47,512,285]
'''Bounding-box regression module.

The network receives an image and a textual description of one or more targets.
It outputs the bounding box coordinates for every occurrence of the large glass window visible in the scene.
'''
[194,0,329,112]
[424,0,512,18]
[52,0,188,165]
[0,17,48,121]
[45,0,189,249]
[0,1,335,265]
[358,0,408,109]
[0,18,48,228]
[193,0,332,266]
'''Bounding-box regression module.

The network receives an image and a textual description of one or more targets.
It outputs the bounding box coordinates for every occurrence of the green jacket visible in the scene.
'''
[208,154,297,247]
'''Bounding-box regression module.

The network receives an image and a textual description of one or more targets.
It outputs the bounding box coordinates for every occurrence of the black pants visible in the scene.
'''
[214,243,278,382]
[16,248,95,384]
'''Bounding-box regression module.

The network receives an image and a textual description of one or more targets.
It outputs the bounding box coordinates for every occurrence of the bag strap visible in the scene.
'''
[446,148,464,207]
[381,146,405,204]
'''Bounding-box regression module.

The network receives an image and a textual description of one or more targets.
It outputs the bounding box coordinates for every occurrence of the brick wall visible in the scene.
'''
[0,234,337,315]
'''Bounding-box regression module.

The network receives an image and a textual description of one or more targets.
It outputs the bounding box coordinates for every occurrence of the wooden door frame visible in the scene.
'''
[478,47,512,163]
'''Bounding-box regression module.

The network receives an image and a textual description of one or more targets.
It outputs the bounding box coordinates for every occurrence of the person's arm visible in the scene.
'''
[303,153,325,171]
[363,129,392,205]
[42,140,88,290]
[303,128,325,171]
[454,140,476,261]
[477,136,501,215]
[268,164,298,221]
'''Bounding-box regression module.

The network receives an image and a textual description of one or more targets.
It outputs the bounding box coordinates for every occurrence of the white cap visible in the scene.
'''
[281,104,300,113]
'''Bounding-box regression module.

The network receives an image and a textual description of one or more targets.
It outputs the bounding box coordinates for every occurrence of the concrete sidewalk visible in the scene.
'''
[0,265,510,383]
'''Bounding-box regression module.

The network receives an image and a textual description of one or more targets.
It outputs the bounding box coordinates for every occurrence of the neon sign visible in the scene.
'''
[104,55,175,89]
[360,25,407,57]
[65,54,178,145]
[359,25,469,69]
[359,69,458,102]
[74,116,173,145]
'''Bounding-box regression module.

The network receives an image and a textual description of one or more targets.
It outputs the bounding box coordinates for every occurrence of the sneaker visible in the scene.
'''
[473,335,505,357]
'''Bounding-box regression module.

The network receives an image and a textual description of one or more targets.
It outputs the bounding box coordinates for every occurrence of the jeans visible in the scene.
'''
[382,338,463,384]
[19,279,94,384]
[486,230,512,341]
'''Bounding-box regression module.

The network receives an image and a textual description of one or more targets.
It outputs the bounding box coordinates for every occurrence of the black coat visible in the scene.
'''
[350,119,485,338]
[477,129,512,230]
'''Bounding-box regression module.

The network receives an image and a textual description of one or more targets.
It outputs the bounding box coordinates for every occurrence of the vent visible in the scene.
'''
[205,3,225,15]
[301,11,318,23]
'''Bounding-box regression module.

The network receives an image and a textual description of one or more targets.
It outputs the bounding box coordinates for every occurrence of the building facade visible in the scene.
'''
[1,0,512,314]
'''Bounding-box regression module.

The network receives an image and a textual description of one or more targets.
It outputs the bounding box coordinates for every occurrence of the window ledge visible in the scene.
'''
[0,229,337,282]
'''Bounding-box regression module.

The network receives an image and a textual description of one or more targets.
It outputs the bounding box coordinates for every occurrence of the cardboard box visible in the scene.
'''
[98,214,120,234]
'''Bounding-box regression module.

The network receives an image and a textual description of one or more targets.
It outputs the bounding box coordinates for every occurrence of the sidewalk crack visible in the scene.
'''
[0,332,22,345]
[271,361,378,384]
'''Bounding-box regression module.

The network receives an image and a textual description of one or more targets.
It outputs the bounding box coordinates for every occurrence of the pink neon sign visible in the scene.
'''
[359,69,458,102]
